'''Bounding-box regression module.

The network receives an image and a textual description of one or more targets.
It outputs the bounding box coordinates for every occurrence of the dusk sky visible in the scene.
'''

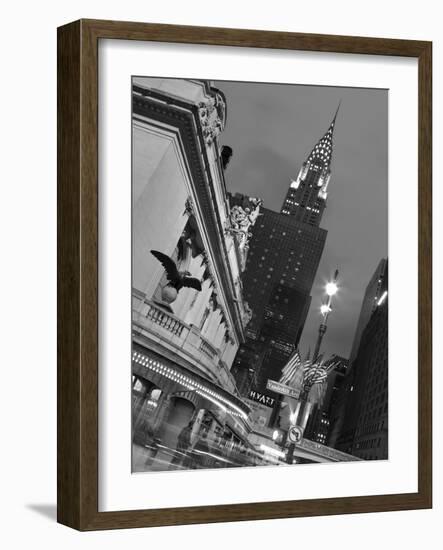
[215,80,388,360]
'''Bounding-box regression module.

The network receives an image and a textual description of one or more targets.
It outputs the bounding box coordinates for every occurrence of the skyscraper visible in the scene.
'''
[239,205,326,391]
[348,293,388,460]
[280,104,339,225]
[231,107,340,395]
[328,261,389,456]
[349,258,388,365]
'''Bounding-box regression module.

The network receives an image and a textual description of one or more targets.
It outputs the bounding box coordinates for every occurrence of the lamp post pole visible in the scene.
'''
[312,269,339,363]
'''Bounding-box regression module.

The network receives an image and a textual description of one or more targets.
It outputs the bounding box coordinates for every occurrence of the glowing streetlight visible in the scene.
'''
[320,304,331,315]
[325,281,338,296]
[313,269,340,363]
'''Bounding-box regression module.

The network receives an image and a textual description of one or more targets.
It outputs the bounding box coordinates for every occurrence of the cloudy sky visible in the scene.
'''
[215,80,388,360]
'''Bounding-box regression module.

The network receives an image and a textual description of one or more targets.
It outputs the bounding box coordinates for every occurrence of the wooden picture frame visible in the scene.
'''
[57,18,432,530]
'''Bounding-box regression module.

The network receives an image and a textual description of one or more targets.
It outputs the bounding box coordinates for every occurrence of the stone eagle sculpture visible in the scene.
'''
[150,250,202,293]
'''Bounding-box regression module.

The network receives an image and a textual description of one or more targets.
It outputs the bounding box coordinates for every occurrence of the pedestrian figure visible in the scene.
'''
[170,421,193,469]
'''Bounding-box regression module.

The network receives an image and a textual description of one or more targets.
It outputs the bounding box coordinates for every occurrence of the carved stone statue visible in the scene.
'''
[198,92,226,145]
[228,197,263,249]
[247,197,263,225]
[225,197,262,272]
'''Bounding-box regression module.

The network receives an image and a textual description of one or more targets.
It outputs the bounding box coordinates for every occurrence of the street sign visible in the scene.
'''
[288,425,303,444]
[266,379,300,399]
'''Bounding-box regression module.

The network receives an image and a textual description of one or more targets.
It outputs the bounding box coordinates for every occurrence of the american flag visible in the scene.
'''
[279,350,312,388]
[303,359,340,389]
[279,350,302,385]
[304,365,327,387]
[280,351,340,396]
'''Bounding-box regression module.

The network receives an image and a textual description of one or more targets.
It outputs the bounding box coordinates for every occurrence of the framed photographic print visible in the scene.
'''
[57,19,432,530]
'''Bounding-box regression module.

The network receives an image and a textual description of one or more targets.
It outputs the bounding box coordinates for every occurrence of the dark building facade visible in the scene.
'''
[349,258,388,365]
[229,199,326,392]
[230,340,260,396]
[230,108,340,396]
[350,297,388,460]
[304,355,348,444]
[329,262,388,459]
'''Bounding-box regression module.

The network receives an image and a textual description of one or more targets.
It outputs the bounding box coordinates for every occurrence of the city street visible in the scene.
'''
[132,436,287,472]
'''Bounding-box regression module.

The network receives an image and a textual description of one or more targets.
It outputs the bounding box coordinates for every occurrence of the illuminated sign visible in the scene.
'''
[248,390,275,408]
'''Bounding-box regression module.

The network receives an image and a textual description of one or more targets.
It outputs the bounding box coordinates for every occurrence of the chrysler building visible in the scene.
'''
[281,104,340,227]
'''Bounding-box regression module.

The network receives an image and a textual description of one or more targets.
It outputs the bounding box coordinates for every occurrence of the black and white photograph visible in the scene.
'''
[131,77,388,473]
[1,0,437,542]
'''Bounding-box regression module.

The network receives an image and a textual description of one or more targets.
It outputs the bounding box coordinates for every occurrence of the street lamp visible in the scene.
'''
[320,304,331,315]
[325,281,338,297]
[312,269,339,363]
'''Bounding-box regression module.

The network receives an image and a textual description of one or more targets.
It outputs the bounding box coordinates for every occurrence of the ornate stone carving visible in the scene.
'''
[198,92,226,145]
[226,197,263,269]
[184,196,195,217]
[229,197,263,236]
[161,286,179,305]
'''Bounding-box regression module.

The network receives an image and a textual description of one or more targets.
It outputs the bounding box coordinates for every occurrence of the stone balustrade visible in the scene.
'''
[145,301,186,337]
[133,298,237,388]
[199,338,218,360]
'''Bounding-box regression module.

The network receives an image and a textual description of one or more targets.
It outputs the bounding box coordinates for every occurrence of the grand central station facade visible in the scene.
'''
[131,78,264,471]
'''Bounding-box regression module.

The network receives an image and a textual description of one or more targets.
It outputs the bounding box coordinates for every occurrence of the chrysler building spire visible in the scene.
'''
[281,103,341,227]
[306,101,340,170]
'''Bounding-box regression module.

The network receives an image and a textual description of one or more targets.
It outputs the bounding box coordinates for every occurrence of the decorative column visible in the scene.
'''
[213,316,230,351]
[184,276,213,327]
[132,378,157,439]
[203,307,223,343]
[220,336,238,369]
